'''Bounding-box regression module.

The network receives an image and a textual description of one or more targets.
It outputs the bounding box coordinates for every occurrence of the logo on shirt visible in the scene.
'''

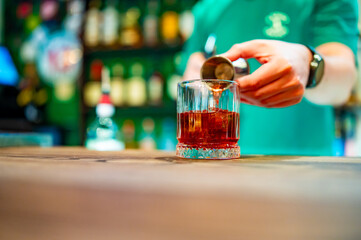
[263,12,290,38]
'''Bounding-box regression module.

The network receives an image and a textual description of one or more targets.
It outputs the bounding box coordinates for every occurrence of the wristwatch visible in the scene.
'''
[306,45,325,88]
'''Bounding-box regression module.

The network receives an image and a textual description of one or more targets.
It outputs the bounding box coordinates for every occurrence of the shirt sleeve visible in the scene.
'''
[310,0,359,56]
[176,1,210,75]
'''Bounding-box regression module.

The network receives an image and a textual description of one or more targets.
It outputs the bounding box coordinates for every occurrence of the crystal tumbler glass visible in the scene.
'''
[176,79,241,159]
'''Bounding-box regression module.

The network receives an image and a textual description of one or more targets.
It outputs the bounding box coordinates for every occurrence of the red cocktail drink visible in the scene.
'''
[177,109,239,149]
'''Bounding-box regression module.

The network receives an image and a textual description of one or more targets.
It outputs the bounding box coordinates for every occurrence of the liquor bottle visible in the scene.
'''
[167,74,181,101]
[84,60,103,107]
[101,66,111,94]
[85,67,124,151]
[122,119,137,149]
[120,7,143,48]
[102,0,119,47]
[84,0,101,48]
[126,62,147,106]
[143,0,159,47]
[357,45,361,103]
[160,0,180,46]
[64,0,85,35]
[25,1,41,35]
[333,110,344,156]
[148,71,163,106]
[110,63,125,107]
[179,0,195,41]
[84,81,101,107]
[139,117,156,150]
[356,112,361,156]
[17,63,46,124]
[17,2,33,20]
[344,112,356,156]
[85,94,125,151]
[158,117,177,150]
[54,81,75,102]
[40,0,59,22]
[166,55,182,101]
[90,60,103,82]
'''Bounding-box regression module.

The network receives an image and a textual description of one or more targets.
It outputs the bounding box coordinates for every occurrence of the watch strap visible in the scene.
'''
[305,45,325,89]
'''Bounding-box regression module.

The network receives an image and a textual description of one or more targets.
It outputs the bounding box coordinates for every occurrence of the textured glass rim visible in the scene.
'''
[178,79,238,88]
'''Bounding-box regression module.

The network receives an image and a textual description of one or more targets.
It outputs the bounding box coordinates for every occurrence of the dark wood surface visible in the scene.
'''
[1,147,361,240]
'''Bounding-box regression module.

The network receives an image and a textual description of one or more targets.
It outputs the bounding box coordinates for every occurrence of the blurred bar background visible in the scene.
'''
[0,0,361,156]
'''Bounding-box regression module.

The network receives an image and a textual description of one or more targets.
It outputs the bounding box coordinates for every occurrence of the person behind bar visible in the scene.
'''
[179,0,359,155]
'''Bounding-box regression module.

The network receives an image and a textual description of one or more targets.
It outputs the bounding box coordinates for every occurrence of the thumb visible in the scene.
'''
[219,40,270,62]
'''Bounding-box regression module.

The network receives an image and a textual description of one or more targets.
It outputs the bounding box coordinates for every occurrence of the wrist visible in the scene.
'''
[304,45,313,65]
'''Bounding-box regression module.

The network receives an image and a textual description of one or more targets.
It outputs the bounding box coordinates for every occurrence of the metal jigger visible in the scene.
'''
[201,56,250,91]
[201,56,250,80]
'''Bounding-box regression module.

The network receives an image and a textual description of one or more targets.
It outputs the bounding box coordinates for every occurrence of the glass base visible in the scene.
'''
[176,144,240,159]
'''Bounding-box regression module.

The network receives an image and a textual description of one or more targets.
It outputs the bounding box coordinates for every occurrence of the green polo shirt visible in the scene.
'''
[179,0,358,155]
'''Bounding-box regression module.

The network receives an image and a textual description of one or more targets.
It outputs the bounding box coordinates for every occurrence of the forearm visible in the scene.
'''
[304,43,357,106]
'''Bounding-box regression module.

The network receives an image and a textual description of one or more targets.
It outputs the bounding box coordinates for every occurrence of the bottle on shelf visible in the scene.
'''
[25,8,42,35]
[84,0,101,48]
[160,0,180,46]
[344,112,357,156]
[84,60,103,107]
[167,73,181,101]
[139,117,157,150]
[179,0,195,41]
[85,67,125,151]
[122,119,137,149]
[84,81,101,107]
[333,110,344,156]
[110,63,125,107]
[166,54,182,101]
[64,0,85,35]
[143,0,159,47]
[120,7,143,48]
[126,62,147,106]
[158,117,177,150]
[85,94,124,151]
[101,0,119,47]
[90,59,103,82]
[148,71,163,106]
[16,2,33,20]
[356,111,361,156]
[101,65,111,94]
[356,45,361,103]
[40,0,59,22]
[17,63,46,124]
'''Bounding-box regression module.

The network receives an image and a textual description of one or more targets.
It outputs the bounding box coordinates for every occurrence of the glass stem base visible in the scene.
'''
[176,144,240,159]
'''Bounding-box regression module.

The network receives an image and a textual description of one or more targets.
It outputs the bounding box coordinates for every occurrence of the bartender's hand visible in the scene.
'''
[183,52,206,80]
[221,40,312,108]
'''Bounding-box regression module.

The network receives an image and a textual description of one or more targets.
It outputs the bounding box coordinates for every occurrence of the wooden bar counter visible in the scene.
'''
[1,147,361,240]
